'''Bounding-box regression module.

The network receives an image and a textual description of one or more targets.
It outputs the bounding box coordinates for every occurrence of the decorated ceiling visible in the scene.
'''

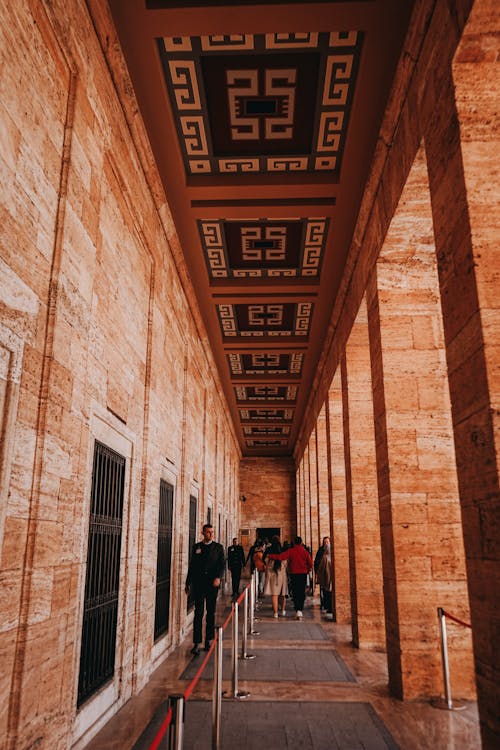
[109,0,413,457]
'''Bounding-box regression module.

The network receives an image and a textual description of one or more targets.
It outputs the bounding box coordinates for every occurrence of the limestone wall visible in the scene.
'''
[0,1,240,748]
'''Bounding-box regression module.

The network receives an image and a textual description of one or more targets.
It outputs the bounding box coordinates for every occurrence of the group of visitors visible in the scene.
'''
[185,524,332,655]
[228,536,313,620]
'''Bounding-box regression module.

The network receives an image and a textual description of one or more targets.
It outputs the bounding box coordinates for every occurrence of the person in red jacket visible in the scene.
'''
[267,536,312,619]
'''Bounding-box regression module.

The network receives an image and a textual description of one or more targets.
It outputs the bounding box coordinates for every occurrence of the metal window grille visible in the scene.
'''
[77,441,125,707]
[154,480,174,641]
[187,495,197,611]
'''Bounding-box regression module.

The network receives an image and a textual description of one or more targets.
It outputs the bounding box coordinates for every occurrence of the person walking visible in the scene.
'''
[314,536,330,611]
[252,540,266,596]
[316,538,333,619]
[227,536,245,600]
[267,536,312,619]
[185,524,225,656]
[263,536,288,618]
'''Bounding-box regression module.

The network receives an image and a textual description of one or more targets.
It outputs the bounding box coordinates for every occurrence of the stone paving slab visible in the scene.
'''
[245,620,329,640]
[134,701,399,750]
[180,647,355,682]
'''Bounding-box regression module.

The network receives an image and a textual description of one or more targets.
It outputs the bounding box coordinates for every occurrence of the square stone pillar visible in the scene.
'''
[316,405,332,554]
[308,428,320,554]
[342,300,385,649]
[326,371,351,623]
[424,2,499,742]
[368,145,474,700]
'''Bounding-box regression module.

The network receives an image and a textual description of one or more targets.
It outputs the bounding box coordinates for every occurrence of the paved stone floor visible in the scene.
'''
[86,591,481,749]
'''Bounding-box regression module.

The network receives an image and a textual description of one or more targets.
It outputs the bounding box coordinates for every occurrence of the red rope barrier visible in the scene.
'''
[221,606,234,632]
[148,584,252,747]
[442,610,472,629]
[183,636,218,700]
[148,706,173,750]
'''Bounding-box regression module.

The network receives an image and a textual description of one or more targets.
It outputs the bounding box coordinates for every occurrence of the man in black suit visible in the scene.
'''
[227,536,245,599]
[185,524,225,656]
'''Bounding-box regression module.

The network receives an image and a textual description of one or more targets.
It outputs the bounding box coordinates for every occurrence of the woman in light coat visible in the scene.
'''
[263,536,288,618]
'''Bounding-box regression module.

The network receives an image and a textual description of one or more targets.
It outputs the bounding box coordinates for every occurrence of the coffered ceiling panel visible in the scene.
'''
[109,0,414,457]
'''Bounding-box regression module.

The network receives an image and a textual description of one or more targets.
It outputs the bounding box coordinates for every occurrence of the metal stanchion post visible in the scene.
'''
[212,627,223,749]
[167,694,184,750]
[241,588,255,659]
[254,569,260,610]
[431,607,465,711]
[249,575,260,636]
[229,601,249,699]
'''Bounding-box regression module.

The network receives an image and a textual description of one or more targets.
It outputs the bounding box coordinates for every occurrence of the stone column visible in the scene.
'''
[296,465,303,539]
[303,444,311,550]
[342,300,385,649]
[326,371,351,623]
[316,405,331,551]
[308,428,320,555]
[424,2,499,742]
[368,145,474,700]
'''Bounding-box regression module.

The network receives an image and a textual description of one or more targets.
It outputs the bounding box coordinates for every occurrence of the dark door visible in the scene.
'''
[77,441,125,707]
[154,480,174,640]
[187,495,197,611]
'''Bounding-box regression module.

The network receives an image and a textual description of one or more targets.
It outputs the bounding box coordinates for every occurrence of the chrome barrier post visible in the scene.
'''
[167,694,184,750]
[431,608,465,711]
[254,569,260,610]
[241,588,255,659]
[230,601,249,699]
[248,574,260,636]
[212,627,223,749]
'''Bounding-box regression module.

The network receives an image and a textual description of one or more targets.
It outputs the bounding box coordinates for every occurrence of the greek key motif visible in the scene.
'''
[218,158,260,172]
[265,33,318,49]
[235,386,247,401]
[202,222,223,248]
[181,116,208,155]
[286,386,298,401]
[201,35,255,51]
[267,157,308,171]
[295,302,312,335]
[228,354,243,375]
[233,269,263,278]
[217,304,237,336]
[290,353,303,374]
[168,61,201,109]
[329,31,358,47]
[323,55,353,106]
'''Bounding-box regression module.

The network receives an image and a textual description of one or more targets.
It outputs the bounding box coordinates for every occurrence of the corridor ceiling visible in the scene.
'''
[109,0,413,457]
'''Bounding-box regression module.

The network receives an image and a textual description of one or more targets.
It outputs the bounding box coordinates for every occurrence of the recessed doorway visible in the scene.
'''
[257,527,281,543]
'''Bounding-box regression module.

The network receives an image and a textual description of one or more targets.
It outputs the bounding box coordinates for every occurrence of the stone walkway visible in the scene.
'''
[86,592,481,750]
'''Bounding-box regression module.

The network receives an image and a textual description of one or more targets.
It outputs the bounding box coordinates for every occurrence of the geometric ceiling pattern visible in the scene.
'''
[110,0,412,455]
[227,353,304,377]
[199,219,329,280]
[158,32,362,176]
[217,302,313,339]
